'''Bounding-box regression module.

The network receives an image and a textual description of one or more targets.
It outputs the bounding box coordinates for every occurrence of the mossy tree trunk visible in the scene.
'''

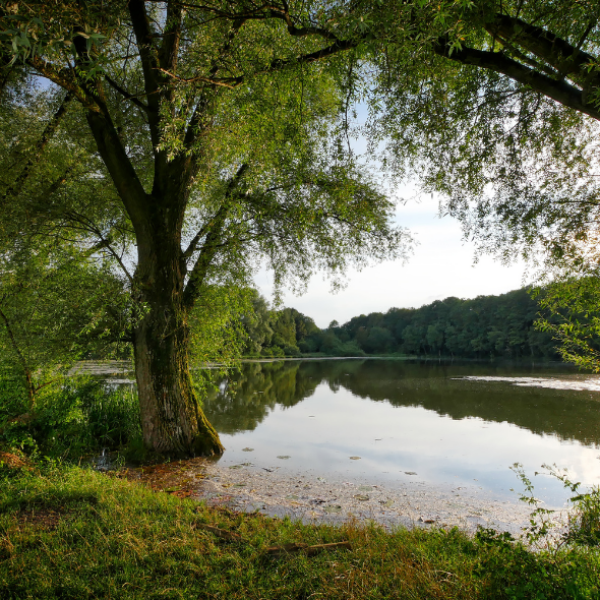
[133,223,223,456]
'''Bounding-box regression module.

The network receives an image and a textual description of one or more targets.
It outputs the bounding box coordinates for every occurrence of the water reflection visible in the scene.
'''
[202,362,320,434]
[203,359,600,447]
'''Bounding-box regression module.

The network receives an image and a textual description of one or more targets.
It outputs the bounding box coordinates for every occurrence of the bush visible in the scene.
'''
[566,487,600,547]
[282,344,301,357]
[474,528,599,599]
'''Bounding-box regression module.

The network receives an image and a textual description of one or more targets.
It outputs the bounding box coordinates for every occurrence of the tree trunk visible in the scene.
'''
[83,86,224,457]
[133,234,224,457]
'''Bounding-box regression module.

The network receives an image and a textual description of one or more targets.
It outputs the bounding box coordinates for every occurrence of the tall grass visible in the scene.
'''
[0,376,141,459]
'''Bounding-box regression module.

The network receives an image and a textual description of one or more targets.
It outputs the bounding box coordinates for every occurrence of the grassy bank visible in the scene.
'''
[0,463,599,600]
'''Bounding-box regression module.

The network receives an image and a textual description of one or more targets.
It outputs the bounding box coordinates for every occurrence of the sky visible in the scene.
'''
[254,190,529,328]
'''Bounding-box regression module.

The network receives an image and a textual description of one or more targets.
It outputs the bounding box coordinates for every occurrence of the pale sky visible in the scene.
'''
[254,191,528,328]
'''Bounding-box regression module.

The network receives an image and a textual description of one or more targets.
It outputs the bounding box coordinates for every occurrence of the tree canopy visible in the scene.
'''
[363,0,600,275]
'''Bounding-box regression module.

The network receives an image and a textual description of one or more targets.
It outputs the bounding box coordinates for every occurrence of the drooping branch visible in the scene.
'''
[0,305,34,408]
[105,74,150,112]
[433,39,600,121]
[158,68,241,89]
[257,37,360,78]
[180,17,246,149]
[182,163,248,310]
[182,222,210,262]
[64,211,134,283]
[96,239,134,284]
[166,36,360,99]
[181,202,229,310]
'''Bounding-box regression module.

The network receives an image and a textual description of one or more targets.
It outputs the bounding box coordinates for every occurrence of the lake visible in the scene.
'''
[200,358,600,517]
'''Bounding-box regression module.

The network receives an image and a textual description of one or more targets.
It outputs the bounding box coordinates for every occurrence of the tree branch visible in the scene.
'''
[158,67,241,89]
[159,0,183,72]
[182,163,248,309]
[487,14,597,82]
[85,109,152,237]
[269,37,358,71]
[178,17,247,150]
[105,74,150,111]
[1,92,73,204]
[182,223,210,261]
[128,0,162,145]
[0,306,35,408]
[433,40,600,121]
[25,56,96,109]
[64,211,134,283]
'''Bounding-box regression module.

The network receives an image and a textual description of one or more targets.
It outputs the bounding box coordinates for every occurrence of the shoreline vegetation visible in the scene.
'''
[240,287,568,363]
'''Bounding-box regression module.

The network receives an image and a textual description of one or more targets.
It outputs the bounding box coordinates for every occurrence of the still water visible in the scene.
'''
[202,359,600,507]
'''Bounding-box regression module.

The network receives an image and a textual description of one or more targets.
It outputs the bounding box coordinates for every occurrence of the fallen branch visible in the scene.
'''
[266,541,352,556]
[193,520,351,555]
[194,523,243,541]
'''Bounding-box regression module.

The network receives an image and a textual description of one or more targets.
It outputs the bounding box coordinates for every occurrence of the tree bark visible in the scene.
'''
[132,227,224,457]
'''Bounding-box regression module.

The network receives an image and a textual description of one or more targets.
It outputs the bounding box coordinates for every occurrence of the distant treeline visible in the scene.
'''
[243,288,561,360]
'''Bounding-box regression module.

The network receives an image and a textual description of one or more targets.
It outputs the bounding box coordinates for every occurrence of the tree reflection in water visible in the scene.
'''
[202,360,600,446]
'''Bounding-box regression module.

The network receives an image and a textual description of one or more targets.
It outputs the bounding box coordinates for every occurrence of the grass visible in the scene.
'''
[0,463,599,600]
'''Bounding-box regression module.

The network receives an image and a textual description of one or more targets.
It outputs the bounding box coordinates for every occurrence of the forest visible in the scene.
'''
[245,287,560,359]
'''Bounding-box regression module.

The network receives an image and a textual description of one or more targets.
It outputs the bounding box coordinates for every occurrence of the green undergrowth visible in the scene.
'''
[0,377,142,460]
[0,464,599,600]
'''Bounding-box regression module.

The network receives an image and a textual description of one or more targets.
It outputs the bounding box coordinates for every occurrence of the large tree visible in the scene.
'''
[0,1,405,456]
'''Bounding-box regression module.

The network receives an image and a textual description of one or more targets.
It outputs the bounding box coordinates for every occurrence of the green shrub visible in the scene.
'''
[474,528,599,599]
[566,488,600,547]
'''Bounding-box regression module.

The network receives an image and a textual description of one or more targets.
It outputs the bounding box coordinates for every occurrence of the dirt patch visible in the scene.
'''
[115,458,207,499]
[13,508,66,530]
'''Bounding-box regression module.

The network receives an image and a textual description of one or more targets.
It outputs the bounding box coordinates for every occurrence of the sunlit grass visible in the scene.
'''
[0,465,598,600]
